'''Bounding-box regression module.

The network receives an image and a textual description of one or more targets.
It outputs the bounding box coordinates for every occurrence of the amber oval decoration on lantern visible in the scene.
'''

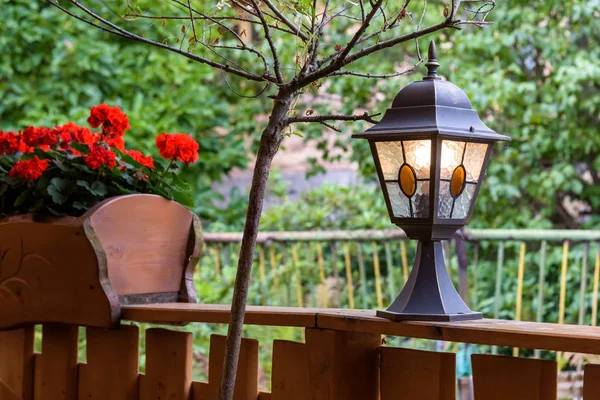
[399,164,417,197]
[450,165,466,198]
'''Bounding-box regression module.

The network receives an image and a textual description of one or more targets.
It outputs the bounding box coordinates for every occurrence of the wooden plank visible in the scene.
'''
[471,354,557,400]
[33,354,42,400]
[78,326,139,400]
[0,218,119,330]
[39,324,78,400]
[584,363,600,399]
[140,328,192,400]
[124,304,600,355]
[0,327,34,400]
[316,309,600,355]
[271,341,309,400]
[190,381,209,400]
[0,379,22,400]
[305,328,380,400]
[207,334,258,400]
[258,392,272,400]
[87,194,196,296]
[122,304,318,327]
[380,347,455,400]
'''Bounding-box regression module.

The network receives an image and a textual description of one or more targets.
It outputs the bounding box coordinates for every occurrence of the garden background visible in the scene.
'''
[2,0,599,387]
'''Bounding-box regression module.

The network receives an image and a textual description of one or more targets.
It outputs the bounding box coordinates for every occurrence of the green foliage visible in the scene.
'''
[443,0,600,229]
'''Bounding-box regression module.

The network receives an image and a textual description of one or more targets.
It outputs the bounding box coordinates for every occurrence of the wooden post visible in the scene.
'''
[140,328,192,400]
[380,347,455,400]
[0,327,34,400]
[305,328,380,400]
[271,341,309,400]
[78,326,139,400]
[472,354,557,400]
[583,363,600,399]
[207,334,258,400]
[39,324,79,400]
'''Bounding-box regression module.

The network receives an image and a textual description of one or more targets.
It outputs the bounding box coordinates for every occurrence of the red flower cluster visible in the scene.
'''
[0,131,27,155]
[87,104,130,139]
[155,133,199,165]
[8,157,50,181]
[54,122,100,154]
[83,145,117,171]
[125,150,155,169]
[22,126,60,150]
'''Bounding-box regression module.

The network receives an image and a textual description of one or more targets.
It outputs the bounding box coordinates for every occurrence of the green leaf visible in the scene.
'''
[48,177,72,205]
[171,172,191,192]
[171,187,195,208]
[91,181,107,196]
[72,201,87,210]
[77,180,107,196]
[14,189,30,207]
[70,143,89,155]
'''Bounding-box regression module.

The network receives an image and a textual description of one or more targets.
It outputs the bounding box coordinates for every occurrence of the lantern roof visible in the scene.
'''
[353,41,510,142]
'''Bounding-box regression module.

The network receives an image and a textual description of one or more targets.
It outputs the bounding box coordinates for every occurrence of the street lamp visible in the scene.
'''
[353,41,510,321]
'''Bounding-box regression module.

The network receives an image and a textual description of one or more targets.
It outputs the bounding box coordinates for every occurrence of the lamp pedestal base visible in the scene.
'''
[378,241,482,322]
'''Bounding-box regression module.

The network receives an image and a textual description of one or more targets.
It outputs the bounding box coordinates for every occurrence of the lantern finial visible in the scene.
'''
[424,40,440,80]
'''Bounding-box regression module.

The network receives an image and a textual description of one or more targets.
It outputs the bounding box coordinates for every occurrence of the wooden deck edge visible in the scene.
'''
[121,304,600,355]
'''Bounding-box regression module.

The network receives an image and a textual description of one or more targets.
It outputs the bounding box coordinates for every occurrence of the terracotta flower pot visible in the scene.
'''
[0,194,203,330]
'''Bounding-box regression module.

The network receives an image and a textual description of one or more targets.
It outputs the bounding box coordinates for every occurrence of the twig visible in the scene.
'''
[48,0,273,83]
[329,61,422,78]
[285,112,380,125]
[250,0,284,83]
[262,0,309,41]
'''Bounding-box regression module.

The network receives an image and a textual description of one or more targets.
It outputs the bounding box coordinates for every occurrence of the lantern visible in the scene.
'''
[353,41,510,321]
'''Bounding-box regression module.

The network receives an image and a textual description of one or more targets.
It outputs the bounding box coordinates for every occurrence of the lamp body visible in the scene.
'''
[377,241,482,321]
[352,42,510,321]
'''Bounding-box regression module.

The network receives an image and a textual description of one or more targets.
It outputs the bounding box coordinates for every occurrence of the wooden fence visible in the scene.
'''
[3,304,600,400]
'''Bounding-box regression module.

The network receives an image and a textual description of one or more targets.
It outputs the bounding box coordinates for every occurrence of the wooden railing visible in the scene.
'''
[2,304,600,399]
[202,229,600,331]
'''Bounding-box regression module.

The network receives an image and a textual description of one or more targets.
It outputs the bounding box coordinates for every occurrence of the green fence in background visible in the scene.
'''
[200,229,600,353]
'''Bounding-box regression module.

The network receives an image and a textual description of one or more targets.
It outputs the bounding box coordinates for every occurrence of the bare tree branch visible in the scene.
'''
[185,0,198,42]
[250,0,284,83]
[286,112,380,125]
[262,0,309,41]
[329,62,422,78]
[294,17,451,89]
[47,0,274,83]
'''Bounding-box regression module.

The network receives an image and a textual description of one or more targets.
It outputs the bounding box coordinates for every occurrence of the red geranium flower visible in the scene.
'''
[0,131,26,155]
[87,104,130,138]
[8,157,50,181]
[21,126,60,150]
[125,149,155,169]
[106,136,125,151]
[83,145,117,170]
[155,133,199,165]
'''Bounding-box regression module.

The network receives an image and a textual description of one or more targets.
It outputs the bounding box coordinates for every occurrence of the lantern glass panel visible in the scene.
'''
[464,142,488,181]
[437,140,489,219]
[386,182,411,217]
[452,183,477,219]
[404,140,432,179]
[375,141,404,180]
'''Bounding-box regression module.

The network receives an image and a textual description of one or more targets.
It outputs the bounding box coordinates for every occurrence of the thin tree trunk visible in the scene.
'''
[218,91,293,400]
